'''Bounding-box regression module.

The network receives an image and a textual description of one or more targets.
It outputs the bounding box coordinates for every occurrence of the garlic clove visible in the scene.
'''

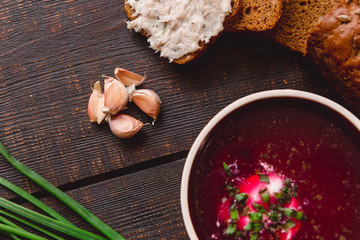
[88,81,106,124]
[114,67,145,87]
[131,89,161,122]
[108,114,144,138]
[102,76,128,115]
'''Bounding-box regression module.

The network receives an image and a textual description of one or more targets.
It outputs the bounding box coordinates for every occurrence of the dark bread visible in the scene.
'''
[265,0,340,54]
[124,0,242,64]
[306,0,360,113]
[227,0,284,32]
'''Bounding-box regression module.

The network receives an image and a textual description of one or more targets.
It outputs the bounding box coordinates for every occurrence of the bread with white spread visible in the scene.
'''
[124,0,241,64]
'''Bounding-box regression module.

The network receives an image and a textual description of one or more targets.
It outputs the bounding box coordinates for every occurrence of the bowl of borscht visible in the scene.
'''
[181,90,360,240]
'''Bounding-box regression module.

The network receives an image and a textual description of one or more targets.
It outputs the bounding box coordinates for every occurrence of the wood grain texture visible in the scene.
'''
[1,158,189,240]
[0,0,350,193]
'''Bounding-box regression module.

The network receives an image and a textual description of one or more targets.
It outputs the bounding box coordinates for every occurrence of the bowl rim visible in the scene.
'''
[180,89,360,240]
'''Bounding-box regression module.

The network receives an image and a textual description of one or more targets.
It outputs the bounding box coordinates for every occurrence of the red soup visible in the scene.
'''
[188,98,360,240]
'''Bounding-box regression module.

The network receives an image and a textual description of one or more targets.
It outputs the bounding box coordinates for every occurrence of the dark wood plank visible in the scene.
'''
[1,158,189,240]
[0,1,350,190]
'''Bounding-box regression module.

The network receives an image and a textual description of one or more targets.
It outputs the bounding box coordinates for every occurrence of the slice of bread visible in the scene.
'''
[227,0,285,32]
[306,0,360,113]
[124,0,242,64]
[264,0,340,54]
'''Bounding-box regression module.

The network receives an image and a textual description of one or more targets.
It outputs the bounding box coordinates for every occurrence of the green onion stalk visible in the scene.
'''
[0,141,126,240]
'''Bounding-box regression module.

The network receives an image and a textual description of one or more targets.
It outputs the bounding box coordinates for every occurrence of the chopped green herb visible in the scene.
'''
[223,162,231,177]
[261,192,270,203]
[225,223,237,235]
[252,203,265,213]
[243,223,253,231]
[252,222,264,233]
[259,174,270,183]
[283,208,293,217]
[226,183,235,192]
[229,188,240,197]
[291,185,299,198]
[269,210,281,221]
[259,188,267,194]
[282,219,296,232]
[235,193,248,204]
[293,210,307,221]
[230,207,238,221]
[268,225,276,233]
[250,233,259,240]
[248,212,263,222]
[275,186,291,203]
[283,178,292,187]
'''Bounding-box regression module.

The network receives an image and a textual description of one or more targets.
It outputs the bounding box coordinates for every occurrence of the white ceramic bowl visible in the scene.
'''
[180,89,360,240]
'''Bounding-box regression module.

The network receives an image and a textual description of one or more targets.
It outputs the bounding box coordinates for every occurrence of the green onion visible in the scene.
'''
[258,174,269,183]
[269,210,281,221]
[252,203,265,213]
[248,212,263,222]
[260,192,270,203]
[293,210,306,221]
[275,186,291,203]
[0,177,73,225]
[234,193,248,204]
[282,219,296,232]
[225,223,237,235]
[0,215,22,240]
[230,207,238,221]
[0,210,65,240]
[6,233,22,240]
[283,178,291,187]
[283,208,293,217]
[0,196,107,240]
[259,188,267,194]
[252,222,264,233]
[223,162,231,177]
[0,223,46,240]
[243,223,252,231]
[250,233,259,240]
[0,141,125,240]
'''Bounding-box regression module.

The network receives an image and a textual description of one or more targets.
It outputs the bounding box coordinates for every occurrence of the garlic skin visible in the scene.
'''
[88,81,106,124]
[131,89,161,121]
[108,114,144,138]
[102,76,128,115]
[114,67,145,87]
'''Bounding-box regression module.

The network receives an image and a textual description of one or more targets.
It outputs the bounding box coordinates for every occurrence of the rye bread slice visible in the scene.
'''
[227,0,284,32]
[265,0,340,54]
[306,0,360,113]
[124,0,242,64]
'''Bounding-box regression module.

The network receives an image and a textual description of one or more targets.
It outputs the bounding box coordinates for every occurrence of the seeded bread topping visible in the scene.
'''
[306,0,360,113]
[126,0,232,62]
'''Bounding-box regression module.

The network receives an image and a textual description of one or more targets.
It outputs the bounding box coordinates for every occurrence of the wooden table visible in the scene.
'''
[0,1,357,239]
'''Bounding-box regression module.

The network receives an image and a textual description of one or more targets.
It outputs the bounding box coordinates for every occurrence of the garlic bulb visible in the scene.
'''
[108,114,144,138]
[114,67,144,87]
[131,89,161,122]
[102,76,128,115]
[88,81,106,124]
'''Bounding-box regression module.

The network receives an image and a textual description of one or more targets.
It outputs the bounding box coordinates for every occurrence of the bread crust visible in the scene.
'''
[226,0,284,32]
[124,0,242,64]
[306,0,360,113]
[265,0,340,54]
